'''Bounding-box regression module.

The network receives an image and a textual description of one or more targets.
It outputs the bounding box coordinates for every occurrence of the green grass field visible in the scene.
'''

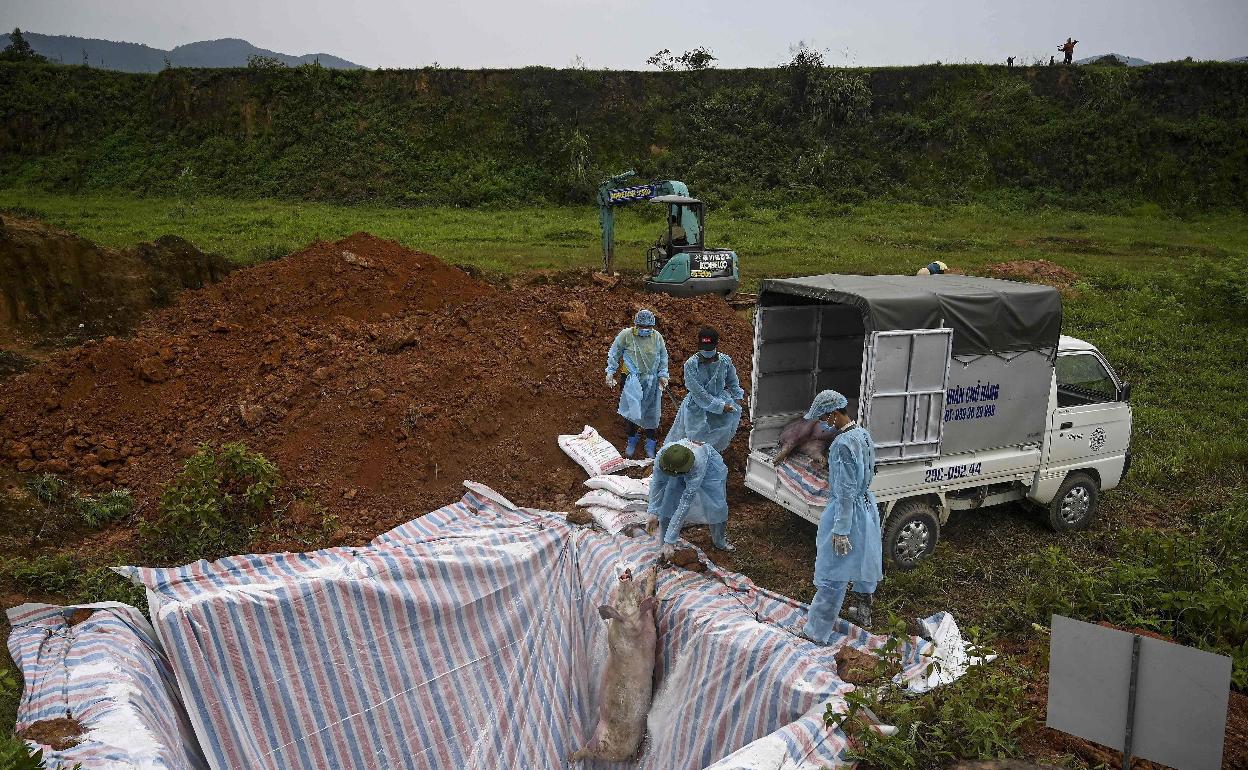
[5,188,1247,282]
[2,189,1246,760]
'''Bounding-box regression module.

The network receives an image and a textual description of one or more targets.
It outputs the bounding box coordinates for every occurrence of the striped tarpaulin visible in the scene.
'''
[118,486,939,770]
[775,454,832,506]
[6,602,209,770]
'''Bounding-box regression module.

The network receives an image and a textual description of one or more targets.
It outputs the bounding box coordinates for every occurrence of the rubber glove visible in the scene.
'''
[833,535,852,557]
[660,543,675,560]
[722,402,736,413]
[606,373,618,389]
[659,376,669,389]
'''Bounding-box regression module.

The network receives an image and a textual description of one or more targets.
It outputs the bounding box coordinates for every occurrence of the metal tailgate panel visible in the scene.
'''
[862,328,953,462]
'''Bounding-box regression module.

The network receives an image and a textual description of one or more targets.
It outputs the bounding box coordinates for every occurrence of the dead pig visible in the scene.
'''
[771,417,837,468]
[569,565,658,763]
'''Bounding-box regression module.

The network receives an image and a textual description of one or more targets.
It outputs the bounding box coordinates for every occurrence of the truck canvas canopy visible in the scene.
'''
[752,275,1064,461]
[757,274,1062,358]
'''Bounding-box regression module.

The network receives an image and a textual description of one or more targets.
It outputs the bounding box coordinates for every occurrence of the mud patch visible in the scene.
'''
[0,215,231,358]
[982,260,1080,292]
[0,232,753,557]
[17,717,85,751]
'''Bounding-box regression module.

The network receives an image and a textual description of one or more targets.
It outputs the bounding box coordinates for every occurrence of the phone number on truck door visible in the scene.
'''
[924,462,983,483]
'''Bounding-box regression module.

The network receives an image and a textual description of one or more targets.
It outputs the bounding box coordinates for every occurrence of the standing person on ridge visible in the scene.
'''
[1058,37,1078,64]
[606,309,669,459]
[665,327,744,453]
[798,389,883,643]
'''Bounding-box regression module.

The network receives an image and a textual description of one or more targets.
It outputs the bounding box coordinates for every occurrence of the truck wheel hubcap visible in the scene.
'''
[897,520,930,562]
[1061,487,1090,524]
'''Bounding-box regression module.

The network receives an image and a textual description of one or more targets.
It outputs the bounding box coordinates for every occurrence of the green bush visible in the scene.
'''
[826,620,1031,766]
[0,732,45,770]
[142,442,280,561]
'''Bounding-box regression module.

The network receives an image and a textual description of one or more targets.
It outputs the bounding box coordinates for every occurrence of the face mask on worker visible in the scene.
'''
[636,326,653,337]
[699,350,717,359]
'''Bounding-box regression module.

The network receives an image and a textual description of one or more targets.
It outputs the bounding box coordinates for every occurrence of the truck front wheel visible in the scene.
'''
[882,500,940,570]
[1047,472,1100,532]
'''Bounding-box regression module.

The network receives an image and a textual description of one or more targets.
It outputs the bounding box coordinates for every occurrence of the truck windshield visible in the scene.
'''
[1057,353,1117,404]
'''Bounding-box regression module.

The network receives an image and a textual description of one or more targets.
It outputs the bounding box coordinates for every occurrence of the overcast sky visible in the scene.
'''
[3,0,1245,69]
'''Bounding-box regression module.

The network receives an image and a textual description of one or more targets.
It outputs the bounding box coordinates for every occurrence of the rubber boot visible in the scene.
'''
[847,592,874,631]
[709,523,736,552]
[625,434,640,458]
[645,438,657,459]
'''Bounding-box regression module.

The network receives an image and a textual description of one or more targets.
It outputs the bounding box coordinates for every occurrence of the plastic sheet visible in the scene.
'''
[90,485,990,770]
[5,602,208,770]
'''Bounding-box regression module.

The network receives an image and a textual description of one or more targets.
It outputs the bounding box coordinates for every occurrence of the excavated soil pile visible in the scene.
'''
[0,233,752,551]
[0,216,231,349]
[982,260,1080,292]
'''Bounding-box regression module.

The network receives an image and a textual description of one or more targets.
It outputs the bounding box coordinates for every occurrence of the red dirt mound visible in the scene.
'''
[982,260,1080,292]
[0,233,753,553]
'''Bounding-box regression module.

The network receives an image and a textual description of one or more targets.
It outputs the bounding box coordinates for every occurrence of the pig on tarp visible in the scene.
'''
[771,417,838,469]
[569,565,658,763]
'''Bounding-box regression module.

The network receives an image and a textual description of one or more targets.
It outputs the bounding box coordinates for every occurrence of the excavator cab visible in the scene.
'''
[598,172,740,298]
[644,196,737,297]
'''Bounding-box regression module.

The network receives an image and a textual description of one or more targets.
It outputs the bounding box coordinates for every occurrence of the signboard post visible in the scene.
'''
[1047,615,1232,770]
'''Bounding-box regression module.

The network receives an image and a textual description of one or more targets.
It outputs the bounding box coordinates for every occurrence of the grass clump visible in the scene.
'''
[142,442,280,561]
[826,619,1031,767]
[21,475,134,540]
[1001,497,1248,686]
[0,554,146,608]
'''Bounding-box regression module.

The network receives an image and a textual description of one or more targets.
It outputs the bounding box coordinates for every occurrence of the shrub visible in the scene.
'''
[0,731,46,770]
[142,442,280,561]
[826,620,1031,766]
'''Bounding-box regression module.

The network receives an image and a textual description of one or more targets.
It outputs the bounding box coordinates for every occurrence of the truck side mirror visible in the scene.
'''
[1118,381,1132,402]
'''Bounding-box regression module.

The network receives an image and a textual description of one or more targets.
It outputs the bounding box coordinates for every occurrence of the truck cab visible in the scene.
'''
[742,275,1132,569]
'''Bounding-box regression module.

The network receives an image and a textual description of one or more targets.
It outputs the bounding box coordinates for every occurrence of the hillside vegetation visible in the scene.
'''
[1,60,1246,210]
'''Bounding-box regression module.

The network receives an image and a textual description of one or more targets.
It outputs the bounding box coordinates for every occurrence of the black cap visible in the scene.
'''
[698,327,719,351]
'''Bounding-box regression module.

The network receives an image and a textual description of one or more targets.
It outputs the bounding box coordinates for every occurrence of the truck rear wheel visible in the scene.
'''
[882,500,940,570]
[1047,472,1100,532]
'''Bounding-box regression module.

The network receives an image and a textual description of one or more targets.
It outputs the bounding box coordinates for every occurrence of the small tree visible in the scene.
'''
[646,47,717,71]
[677,47,716,70]
[1,28,46,62]
[247,54,287,70]
[647,48,676,71]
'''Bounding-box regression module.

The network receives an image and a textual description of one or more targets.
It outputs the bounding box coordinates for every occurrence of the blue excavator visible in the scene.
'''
[597,170,740,297]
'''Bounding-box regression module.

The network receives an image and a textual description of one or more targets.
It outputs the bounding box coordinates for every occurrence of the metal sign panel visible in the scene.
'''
[1047,615,1231,770]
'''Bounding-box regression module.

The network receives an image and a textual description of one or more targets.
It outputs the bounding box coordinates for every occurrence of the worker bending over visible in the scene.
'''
[666,327,744,453]
[799,389,882,642]
[606,309,670,458]
[649,441,735,553]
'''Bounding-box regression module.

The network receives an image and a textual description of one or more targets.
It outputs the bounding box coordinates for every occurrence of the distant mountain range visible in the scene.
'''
[1075,53,1151,67]
[0,31,361,72]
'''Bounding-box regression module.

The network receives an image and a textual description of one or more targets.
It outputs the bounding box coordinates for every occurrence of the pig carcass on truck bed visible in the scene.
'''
[745,274,1132,569]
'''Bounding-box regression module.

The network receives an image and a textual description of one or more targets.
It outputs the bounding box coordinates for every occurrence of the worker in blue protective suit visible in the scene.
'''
[649,440,735,553]
[606,309,670,459]
[798,389,883,642]
[665,327,745,453]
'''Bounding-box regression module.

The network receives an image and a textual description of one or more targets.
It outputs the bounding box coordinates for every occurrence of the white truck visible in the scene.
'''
[743,274,1133,569]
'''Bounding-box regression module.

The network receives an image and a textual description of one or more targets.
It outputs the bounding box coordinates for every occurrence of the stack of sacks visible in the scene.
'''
[574,475,652,535]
